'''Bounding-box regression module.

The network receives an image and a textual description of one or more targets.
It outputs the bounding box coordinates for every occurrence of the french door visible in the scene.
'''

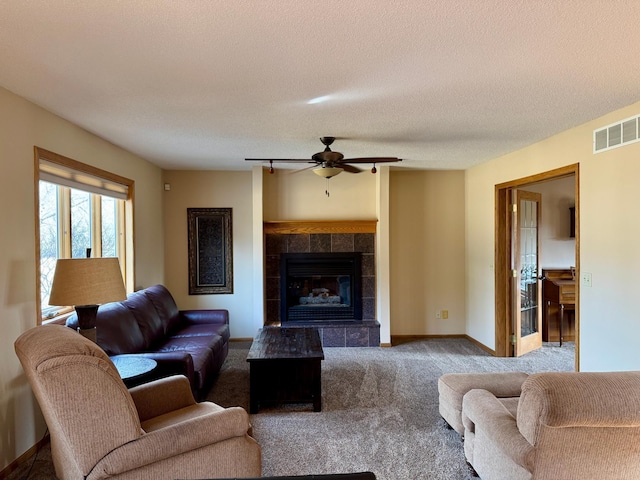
[512,189,542,356]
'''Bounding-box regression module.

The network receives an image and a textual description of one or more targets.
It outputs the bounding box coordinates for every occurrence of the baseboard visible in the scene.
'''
[391,333,465,344]
[463,335,496,356]
[390,334,496,356]
[0,434,49,480]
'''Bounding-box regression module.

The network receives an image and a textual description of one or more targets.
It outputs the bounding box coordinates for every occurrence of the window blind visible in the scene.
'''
[39,159,129,200]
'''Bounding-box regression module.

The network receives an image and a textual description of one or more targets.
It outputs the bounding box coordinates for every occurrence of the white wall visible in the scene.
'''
[526,176,576,270]
[465,101,640,370]
[0,86,164,472]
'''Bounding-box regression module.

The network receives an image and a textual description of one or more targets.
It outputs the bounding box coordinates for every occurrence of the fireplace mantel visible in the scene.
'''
[264,220,377,235]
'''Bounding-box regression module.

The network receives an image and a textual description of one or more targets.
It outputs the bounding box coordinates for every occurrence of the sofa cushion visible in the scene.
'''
[67,303,146,356]
[155,337,219,391]
[122,291,165,349]
[143,284,181,335]
[163,333,224,354]
[171,323,230,343]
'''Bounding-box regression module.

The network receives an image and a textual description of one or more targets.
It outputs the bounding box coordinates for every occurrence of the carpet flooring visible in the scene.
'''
[7,338,574,480]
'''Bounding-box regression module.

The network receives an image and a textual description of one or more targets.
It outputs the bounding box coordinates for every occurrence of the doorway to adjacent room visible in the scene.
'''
[494,164,579,369]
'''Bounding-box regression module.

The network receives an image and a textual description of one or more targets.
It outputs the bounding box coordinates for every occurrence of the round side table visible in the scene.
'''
[110,355,157,388]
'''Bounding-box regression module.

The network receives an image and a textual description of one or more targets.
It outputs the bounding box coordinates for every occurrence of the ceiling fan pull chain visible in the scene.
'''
[325,178,330,197]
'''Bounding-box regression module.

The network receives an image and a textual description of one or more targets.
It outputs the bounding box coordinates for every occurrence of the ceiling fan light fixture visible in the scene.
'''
[313,166,343,179]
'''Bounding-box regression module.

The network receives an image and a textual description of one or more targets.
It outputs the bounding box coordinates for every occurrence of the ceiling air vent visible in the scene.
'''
[594,115,640,153]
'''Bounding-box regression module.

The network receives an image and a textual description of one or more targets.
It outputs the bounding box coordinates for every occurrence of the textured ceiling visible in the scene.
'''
[1,0,639,171]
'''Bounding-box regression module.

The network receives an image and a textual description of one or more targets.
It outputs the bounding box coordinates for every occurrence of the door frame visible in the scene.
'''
[494,164,580,369]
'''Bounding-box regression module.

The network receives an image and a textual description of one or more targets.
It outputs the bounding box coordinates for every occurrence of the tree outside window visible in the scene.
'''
[39,181,124,316]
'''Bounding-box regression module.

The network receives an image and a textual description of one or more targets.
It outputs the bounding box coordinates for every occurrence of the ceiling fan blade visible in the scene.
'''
[341,164,363,173]
[245,158,314,163]
[286,164,318,175]
[342,157,402,164]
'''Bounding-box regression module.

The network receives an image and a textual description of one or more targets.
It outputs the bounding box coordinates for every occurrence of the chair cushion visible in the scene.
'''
[438,372,528,435]
[141,402,225,432]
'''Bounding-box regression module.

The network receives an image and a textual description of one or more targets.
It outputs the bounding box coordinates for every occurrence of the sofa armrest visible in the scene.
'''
[137,351,195,385]
[179,309,228,326]
[462,388,535,471]
[129,375,196,422]
[89,406,255,478]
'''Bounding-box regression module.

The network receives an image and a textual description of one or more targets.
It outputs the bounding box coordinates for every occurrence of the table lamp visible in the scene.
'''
[48,257,127,342]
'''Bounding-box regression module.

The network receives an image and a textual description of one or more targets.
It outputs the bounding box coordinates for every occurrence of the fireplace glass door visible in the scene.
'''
[280,253,362,323]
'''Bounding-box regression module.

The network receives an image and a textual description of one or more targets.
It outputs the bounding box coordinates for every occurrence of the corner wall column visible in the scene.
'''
[251,165,265,330]
[376,166,392,346]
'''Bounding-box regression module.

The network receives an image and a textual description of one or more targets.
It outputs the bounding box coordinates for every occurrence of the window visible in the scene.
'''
[35,147,134,322]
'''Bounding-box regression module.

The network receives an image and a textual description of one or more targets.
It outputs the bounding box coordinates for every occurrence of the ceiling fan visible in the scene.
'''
[245,136,402,178]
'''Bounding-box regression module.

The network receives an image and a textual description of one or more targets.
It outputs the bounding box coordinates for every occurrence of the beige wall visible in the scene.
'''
[258,167,467,341]
[389,170,466,335]
[162,170,262,338]
[0,87,164,472]
[4,81,639,472]
[262,168,378,220]
[465,101,640,371]
[162,168,388,340]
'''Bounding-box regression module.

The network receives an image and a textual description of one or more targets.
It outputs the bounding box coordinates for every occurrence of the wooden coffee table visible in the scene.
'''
[246,327,324,413]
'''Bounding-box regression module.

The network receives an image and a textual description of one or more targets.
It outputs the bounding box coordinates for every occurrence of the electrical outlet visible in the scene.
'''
[435,310,441,319]
[442,310,449,319]
[581,272,592,287]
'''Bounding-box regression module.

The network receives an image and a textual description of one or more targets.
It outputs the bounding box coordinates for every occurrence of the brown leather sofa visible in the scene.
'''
[67,284,229,399]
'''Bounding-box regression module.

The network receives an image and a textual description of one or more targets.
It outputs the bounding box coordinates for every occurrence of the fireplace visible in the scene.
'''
[280,253,362,324]
[264,224,380,347]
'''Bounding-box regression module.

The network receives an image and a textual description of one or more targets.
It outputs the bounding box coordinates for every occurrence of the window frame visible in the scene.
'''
[34,147,135,324]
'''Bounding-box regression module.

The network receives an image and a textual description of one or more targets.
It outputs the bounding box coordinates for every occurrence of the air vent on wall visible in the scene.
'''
[594,115,640,153]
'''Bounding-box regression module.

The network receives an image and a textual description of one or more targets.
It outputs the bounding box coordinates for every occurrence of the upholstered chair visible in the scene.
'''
[14,324,261,480]
[461,371,640,480]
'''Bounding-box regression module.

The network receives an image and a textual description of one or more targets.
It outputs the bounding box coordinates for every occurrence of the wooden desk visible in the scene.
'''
[542,269,575,346]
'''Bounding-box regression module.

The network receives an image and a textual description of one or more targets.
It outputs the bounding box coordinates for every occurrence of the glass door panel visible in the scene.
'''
[513,190,542,356]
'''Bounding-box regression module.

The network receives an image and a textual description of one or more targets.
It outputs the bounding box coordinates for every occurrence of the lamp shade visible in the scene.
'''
[49,258,127,307]
[313,166,343,179]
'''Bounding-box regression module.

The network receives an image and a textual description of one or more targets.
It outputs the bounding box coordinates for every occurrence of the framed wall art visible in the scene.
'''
[187,207,233,294]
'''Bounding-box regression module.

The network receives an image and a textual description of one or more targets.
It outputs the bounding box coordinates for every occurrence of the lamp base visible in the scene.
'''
[75,304,99,343]
[77,327,97,343]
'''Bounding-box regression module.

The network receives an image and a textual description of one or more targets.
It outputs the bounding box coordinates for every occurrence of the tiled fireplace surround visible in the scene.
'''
[264,221,380,347]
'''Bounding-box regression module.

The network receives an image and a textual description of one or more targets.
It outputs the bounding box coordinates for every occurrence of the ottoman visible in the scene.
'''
[438,371,529,435]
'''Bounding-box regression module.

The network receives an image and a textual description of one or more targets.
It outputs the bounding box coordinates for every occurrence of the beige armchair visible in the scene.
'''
[461,371,640,480]
[14,324,261,480]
